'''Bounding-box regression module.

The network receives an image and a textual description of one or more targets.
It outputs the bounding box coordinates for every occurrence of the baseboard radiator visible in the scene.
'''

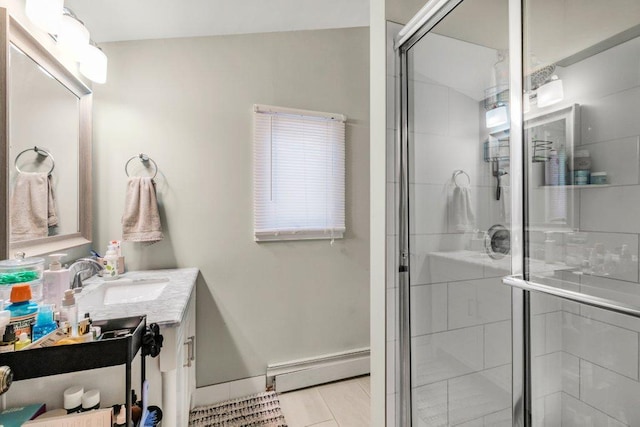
[266,347,370,393]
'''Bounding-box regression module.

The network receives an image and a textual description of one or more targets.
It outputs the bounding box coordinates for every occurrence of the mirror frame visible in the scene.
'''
[0,9,92,259]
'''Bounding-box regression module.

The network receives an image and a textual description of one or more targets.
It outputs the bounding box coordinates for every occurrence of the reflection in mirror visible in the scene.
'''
[525,105,579,229]
[9,44,79,242]
[2,14,92,259]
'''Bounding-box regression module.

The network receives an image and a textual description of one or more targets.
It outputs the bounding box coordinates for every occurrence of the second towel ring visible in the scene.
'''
[125,153,158,180]
[453,170,471,188]
[15,146,55,176]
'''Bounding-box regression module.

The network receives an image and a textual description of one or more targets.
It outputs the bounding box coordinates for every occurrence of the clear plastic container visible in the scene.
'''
[0,254,45,304]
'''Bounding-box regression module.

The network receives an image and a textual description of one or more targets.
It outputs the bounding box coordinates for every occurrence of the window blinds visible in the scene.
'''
[253,104,346,241]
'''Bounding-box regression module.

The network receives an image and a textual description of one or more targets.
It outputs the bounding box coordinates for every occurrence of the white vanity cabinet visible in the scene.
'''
[158,291,196,427]
[78,268,199,427]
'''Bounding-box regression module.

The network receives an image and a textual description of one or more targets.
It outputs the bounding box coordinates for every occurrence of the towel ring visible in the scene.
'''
[125,153,158,180]
[14,146,55,176]
[453,170,471,188]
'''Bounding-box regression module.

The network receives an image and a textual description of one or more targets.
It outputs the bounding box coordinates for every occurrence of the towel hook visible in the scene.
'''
[453,170,470,188]
[125,153,158,180]
[14,146,55,176]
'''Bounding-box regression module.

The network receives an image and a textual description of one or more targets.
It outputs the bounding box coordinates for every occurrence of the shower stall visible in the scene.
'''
[387,0,640,425]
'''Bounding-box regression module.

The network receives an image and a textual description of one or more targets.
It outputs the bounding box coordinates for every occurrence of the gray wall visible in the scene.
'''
[92,27,370,386]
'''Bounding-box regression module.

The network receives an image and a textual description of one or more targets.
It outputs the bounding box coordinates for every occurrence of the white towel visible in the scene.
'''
[451,186,475,232]
[10,172,57,241]
[122,177,164,243]
[500,185,511,223]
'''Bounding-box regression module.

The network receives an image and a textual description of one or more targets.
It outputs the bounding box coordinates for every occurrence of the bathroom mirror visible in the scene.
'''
[0,11,92,259]
[525,104,580,228]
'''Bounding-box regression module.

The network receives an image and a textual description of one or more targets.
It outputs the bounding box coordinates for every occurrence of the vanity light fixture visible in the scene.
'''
[24,4,108,84]
[486,105,509,128]
[80,40,107,84]
[56,8,90,62]
[536,75,564,108]
[25,0,63,34]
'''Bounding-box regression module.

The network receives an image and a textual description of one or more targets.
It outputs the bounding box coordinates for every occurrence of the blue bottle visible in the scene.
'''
[32,304,58,341]
[6,284,38,340]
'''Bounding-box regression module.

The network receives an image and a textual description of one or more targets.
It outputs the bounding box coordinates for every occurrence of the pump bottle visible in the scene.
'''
[104,245,119,280]
[61,289,78,337]
[43,253,69,308]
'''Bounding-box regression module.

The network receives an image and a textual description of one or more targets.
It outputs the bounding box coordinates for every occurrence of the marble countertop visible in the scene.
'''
[77,267,198,327]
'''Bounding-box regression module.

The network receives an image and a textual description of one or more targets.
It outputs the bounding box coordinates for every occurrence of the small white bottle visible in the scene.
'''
[103,245,119,280]
[43,254,69,308]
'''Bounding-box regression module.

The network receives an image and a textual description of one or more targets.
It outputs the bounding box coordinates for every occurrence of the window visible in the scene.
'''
[253,104,346,242]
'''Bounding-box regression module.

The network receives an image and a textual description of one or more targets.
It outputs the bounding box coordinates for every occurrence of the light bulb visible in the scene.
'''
[57,14,90,62]
[537,77,564,108]
[486,105,509,128]
[25,0,63,34]
[80,44,108,84]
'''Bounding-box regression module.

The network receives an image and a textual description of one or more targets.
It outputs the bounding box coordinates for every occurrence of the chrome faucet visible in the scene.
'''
[69,258,104,290]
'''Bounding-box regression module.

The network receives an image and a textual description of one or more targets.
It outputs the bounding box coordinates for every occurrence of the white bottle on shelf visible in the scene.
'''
[43,253,69,309]
[103,245,119,280]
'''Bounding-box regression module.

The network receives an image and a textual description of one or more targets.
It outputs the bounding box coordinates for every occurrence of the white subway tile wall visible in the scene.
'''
[388,25,513,426]
[530,34,640,426]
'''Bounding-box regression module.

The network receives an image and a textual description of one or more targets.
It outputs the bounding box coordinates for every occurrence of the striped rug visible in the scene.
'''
[189,391,287,427]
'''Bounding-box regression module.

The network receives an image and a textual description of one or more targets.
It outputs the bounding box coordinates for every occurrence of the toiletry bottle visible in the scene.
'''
[0,324,16,353]
[43,253,69,309]
[32,304,58,341]
[61,289,78,337]
[545,149,559,185]
[14,332,30,350]
[104,245,119,280]
[114,404,126,426]
[6,284,38,339]
[81,389,100,411]
[64,386,84,414]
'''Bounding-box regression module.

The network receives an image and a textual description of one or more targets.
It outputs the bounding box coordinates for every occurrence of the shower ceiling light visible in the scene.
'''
[486,105,509,128]
[25,0,63,34]
[80,41,108,84]
[537,76,564,108]
[57,9,90,62]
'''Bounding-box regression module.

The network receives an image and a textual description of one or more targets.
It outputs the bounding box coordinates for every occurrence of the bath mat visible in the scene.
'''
[189,391,287,427]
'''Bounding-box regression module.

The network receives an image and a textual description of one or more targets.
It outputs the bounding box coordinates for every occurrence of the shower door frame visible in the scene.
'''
[393,0,526,425]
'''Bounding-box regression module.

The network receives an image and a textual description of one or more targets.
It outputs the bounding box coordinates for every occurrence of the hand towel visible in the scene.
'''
[122,176,164,243]
[500,185,511,223]
[10,172,57,241]
[450,185,475,232]
[47,175,58,227]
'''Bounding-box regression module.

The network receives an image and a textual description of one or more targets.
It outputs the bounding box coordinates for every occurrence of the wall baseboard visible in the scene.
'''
[266,347,370,392]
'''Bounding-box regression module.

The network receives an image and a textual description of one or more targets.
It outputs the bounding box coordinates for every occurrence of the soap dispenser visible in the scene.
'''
[104,245,119,280]
[43,253,69,308]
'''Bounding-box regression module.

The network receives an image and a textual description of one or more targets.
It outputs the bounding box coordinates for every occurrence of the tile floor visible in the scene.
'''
[278,376,371,427]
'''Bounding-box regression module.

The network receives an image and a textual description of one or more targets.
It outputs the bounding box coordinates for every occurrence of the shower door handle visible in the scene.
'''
[502,275,640,318]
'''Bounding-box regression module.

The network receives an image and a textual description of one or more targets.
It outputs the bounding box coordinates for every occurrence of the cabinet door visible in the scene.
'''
[177,293,196,425]
[186,292,196,410]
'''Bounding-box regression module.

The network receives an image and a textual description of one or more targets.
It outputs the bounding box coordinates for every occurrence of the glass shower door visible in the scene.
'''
[400,0,512,424]
[522,1,640,425]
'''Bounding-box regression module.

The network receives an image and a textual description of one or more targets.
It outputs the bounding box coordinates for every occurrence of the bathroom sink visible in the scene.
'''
[78,277,169,306]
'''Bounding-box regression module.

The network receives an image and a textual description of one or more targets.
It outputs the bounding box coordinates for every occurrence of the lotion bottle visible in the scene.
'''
[43,253,69,309]
[104,245,119,280]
